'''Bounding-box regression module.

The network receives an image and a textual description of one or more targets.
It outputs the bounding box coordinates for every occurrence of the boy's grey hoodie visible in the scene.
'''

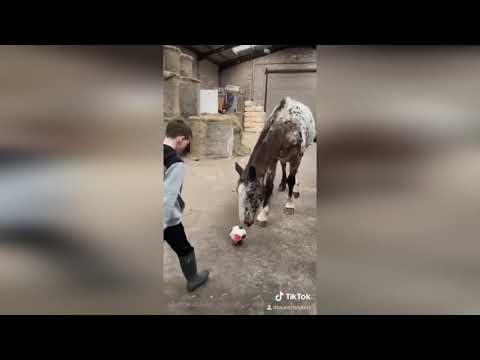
[164,144,186,230]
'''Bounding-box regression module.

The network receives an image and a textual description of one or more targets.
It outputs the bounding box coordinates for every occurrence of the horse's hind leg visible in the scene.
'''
[293,163,301,198]
[278,160,287,192]
[284,155,302,215]
[293,182,300,199]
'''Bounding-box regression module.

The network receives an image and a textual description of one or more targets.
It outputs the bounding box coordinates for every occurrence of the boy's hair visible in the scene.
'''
[165,119,193,140]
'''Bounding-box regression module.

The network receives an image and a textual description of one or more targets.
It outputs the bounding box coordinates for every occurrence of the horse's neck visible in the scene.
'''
[247,128,282,177]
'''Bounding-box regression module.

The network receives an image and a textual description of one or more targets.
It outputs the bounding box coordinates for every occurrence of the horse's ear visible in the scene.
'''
[248,166,256,181]
[235,162,244,176]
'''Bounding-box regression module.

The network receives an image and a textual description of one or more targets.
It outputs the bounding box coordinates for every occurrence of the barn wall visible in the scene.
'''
[219,47,316,104]
[199,59,219,90]
[177,46,219,90]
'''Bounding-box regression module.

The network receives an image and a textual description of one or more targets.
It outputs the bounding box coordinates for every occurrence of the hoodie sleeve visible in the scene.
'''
[164,162,185,228]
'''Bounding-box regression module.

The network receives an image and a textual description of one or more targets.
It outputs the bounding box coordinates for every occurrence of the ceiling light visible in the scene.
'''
[232,45,255,54]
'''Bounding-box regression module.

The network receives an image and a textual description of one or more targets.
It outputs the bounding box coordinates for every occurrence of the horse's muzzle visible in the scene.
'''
[244,220,254,227]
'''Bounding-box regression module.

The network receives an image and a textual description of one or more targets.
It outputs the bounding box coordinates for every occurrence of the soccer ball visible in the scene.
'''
[229,225,247,245]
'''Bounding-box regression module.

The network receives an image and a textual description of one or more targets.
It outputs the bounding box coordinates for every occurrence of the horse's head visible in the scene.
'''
[235,162,263,227]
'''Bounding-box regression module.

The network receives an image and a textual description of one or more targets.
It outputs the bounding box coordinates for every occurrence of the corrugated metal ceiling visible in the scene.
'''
[179,45,315,69]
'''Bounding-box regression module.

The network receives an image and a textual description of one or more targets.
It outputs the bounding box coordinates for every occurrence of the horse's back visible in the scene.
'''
[269,97,316,149]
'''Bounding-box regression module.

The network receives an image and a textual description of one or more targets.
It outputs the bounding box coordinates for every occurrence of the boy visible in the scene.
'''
[164,119,209,292]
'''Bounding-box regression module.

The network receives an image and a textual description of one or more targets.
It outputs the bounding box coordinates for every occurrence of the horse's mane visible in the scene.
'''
[245,98,289,173]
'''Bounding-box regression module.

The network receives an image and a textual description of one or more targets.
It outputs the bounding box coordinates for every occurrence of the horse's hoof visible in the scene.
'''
[257,220,267,227]
[293,192,300,199]
[278,184,286,192]
[284,207,294,215]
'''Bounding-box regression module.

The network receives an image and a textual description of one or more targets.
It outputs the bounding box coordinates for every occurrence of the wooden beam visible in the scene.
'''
[219,46,290,70]
[179,45,221,66]
[265,68,317,74]
[198,45,237,61]
[206,45,230,62]
[179,45,203,57]
[200,56,221,66]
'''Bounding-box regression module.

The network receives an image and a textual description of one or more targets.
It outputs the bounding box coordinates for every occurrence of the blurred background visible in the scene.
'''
[0,45,164,314]
[316,46,480,314]
[7,44,480,315]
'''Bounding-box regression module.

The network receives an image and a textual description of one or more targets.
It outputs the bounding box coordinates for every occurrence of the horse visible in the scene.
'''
[235,96,316,227]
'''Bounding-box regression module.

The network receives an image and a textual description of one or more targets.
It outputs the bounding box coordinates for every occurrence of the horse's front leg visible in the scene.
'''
[278,160,287,192]
[257,163,276,227]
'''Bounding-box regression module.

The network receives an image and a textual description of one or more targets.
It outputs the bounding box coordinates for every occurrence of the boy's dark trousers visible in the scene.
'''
[164,222,194,257]
[164,222,209,292]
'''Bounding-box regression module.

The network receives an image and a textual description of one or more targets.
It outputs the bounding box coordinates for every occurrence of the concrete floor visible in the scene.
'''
[164,132,317,315]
